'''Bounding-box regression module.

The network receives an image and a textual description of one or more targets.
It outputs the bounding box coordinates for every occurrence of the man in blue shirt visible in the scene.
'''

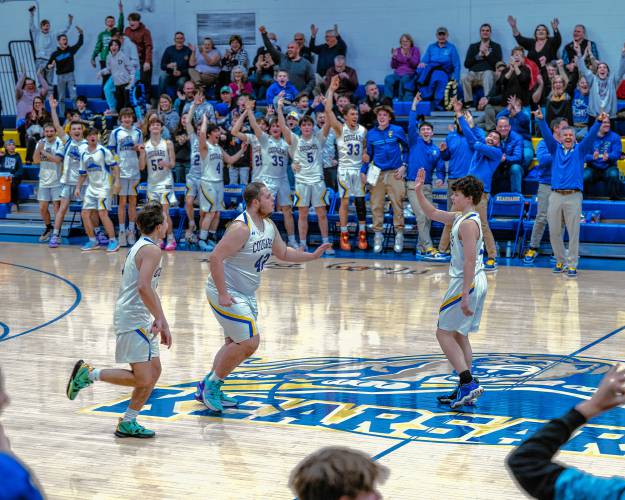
[583,117,622,199]
[158,31,192,97]
[415,27,461,111]
[535,108,605,277]
[523,118,569,264]
[453,98,503,270]
[363,105,408,253]
[494,116,524,193]
[405,93,444,257]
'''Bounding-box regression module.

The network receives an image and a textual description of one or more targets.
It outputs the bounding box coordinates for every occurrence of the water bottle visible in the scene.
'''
[505,241,512,258]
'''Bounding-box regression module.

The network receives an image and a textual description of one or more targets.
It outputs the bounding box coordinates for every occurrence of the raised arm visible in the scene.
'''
[259,26,281,64]
[533,108,558,153]
[15,72,25,99]
[413,168,457,225]
[47,96,64,137]
[276,97,292,145]
[408,92,421,143]
[325,75,343,136]
[578,112,606,155]
[230,110,248,142]
[246,101,264,140]
[198,115,208,159]
[221,141,247,164]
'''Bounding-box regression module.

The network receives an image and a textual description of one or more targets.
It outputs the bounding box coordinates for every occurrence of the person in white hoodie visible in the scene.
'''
[103,29,140,113]
[99,39,135,113]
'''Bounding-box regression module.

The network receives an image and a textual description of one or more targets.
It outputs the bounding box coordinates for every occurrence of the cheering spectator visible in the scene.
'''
[358,81,392,129]
[289,446,388,500]
[24,96,50,162]
[174,80,197,115]
[544,75,573,125]
[507,16,561,81]
[576,43,625,124]
[47,26,84,114]
[249,51,276,100]
[309,23,347,77]
[124,11,154,103]
[15,69,48,144]
[462,23,502,108]
[0,140,24,209]
[91,1,124,86]
[508,365,625,499]
[415,27,461,110]
[384,34,420,101]
[220,35,249,84]
[228,66,254,98]
[496,96,534,171]
[323,55,358,100]
[99,39,135,113]
[189,37,221,90]
[494,115,525,193]
[159,32,193,96]
[182,89,216,129]
[562,24,599,88]
[293,32,313,63]
[103,29,140,113]
[29,6,73,88]
[157,94,180,139]
[364,105,409,254]
[260,26,315,95]
[173,114,191,183]
[266,70,299,108]
[572,76,590,138]
[583,117,622,199]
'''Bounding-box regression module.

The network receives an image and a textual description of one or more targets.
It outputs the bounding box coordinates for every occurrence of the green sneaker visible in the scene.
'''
[114,418,156,438]
[66,360,94,400]
[201,378,224,412]
[220,390,238,408]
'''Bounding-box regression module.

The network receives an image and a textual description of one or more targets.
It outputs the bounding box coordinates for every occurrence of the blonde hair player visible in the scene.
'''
[414,168,486,409]
[195,182,330,412]
[138,116,177,250]
[66,202,172,438]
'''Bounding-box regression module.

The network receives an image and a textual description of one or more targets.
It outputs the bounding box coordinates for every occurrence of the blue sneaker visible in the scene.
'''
[484,258,497,271]
[201,377,224,412]
[436,377,479,406]
[552,262,565,273]
[449,379,484,409]
[566,267,577,278]
[106,239,120,253]
[81,240,98,251]
[195,380,238,407]
[198,239,215,252]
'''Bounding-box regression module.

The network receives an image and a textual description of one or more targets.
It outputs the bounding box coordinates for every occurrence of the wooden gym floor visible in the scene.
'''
[1,242,625,499]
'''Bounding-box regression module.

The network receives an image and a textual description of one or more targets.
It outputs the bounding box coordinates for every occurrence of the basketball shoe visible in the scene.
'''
[66,360,94,400]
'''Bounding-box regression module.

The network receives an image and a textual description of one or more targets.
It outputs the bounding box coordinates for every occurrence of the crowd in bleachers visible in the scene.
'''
[1,3,625,272]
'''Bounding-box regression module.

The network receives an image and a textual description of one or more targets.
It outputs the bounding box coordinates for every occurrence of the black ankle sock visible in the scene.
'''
[208,232,216,241]
[459,370,472,385]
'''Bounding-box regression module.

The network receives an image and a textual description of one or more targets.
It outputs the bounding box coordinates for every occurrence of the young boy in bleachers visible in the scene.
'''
[0,140,25,210]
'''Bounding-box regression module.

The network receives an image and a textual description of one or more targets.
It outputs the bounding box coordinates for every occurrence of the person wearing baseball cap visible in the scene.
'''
[415,27,461,110]
[0,139,25,210]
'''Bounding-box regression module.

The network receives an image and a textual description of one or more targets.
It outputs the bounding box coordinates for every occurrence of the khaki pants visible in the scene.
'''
[370,170,405,233]
[547,191,582,268]
[439,193,496,258]
[188,69,219,87]
[461,70,495,103]
[406,182,433,251]
[529,183,551,249]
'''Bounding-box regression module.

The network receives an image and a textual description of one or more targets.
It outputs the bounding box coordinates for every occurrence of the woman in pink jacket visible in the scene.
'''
[384,34,420,101]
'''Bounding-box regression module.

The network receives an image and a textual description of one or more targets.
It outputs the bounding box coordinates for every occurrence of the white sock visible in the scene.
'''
[359,223,366,232]
[340,226,348,233]
[53,228,60,236]
[89,237,97,243]
[200,230,209,240]
[208,371,223,383]
[288,234,297,244]
[88,368,101,381]
[123,407,140,422]
[128,221,136,232]
[322,237,330,243]
[118,225,125,233]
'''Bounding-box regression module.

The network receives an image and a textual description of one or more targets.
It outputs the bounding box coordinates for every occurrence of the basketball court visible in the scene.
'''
[1,243,625,499]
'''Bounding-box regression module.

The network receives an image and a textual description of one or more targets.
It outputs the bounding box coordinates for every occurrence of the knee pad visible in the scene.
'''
[354,196,367,222]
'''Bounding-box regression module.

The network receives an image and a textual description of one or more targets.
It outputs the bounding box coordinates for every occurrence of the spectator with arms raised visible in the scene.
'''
[309,23,347,78]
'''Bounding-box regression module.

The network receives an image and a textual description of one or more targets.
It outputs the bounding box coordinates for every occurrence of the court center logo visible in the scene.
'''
[84,353,625,457]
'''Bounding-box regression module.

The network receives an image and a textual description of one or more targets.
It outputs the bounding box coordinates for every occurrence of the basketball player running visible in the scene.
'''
[47,96,86,248]
[67,202,172,438]
[246,99,299,248]
[75,128,120,252]
[414,168,486,408]
[108,107,143,247]
[197,116,246,251]
[139,116,177,250]
[325,75,368,251]
[277,96,334,253]
[196,182,330,412]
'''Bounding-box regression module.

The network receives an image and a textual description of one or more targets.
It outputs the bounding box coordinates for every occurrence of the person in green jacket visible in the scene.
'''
[90,0,124,87]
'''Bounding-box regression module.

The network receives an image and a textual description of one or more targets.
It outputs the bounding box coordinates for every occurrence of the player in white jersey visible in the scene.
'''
[67,202,172,438]
[326,75,369,251]
[183,99,203,243]
[33,122,64,242]
[277,97,335,255]
[75,128,121,252]
[246,100,299,248]
[197,117,246,252]
[47,96,87,248]
[139,115,177,250]
[231,107,267,182]
[414,169,486,409]
[196,182,330,412]
[109,108,143,247]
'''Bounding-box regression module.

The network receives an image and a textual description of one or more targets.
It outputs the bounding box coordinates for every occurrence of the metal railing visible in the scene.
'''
[0,54,16,116]
[9,40,36,82]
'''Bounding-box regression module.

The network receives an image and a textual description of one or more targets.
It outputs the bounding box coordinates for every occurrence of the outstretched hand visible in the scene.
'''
[532,107,544,120]
[414,168,426,192]
[576,365,625,419]
[311,243,332,258]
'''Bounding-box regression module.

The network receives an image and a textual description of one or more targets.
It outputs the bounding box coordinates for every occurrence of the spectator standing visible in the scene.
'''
[293,32,313,63]
[384,34,420,101]
[544,75,573,125]
[583,117,622,199]
[562,24,599,88]
[159,32,193,96]
[309,24,347,78]
[323,55,358,100]
[91,1,124,87]
[250,52,276,100]
[220,35,249,85]
[124,12,154,103]
[572,76,590,139]
[576,43,625,124]
[494,115,525,193]
[99,39,135,112]
[507,16,562,81]
[47,26,84,114]
[15,69,48,146]
[496,96,534,173]
[363,105,408,254]
[462,23,502,108]
[189,37,221,90]
[29,6,73,89]
[23,96,50,162]
[260,26,315,95]
[415,27,461,110]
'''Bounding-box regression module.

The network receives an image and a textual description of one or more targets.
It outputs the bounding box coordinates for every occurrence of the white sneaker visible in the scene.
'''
[394,231,404,253]
[127,230,136,245]
[373,233,384,253]
[118,231,127,247]
[287,240,299,249]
